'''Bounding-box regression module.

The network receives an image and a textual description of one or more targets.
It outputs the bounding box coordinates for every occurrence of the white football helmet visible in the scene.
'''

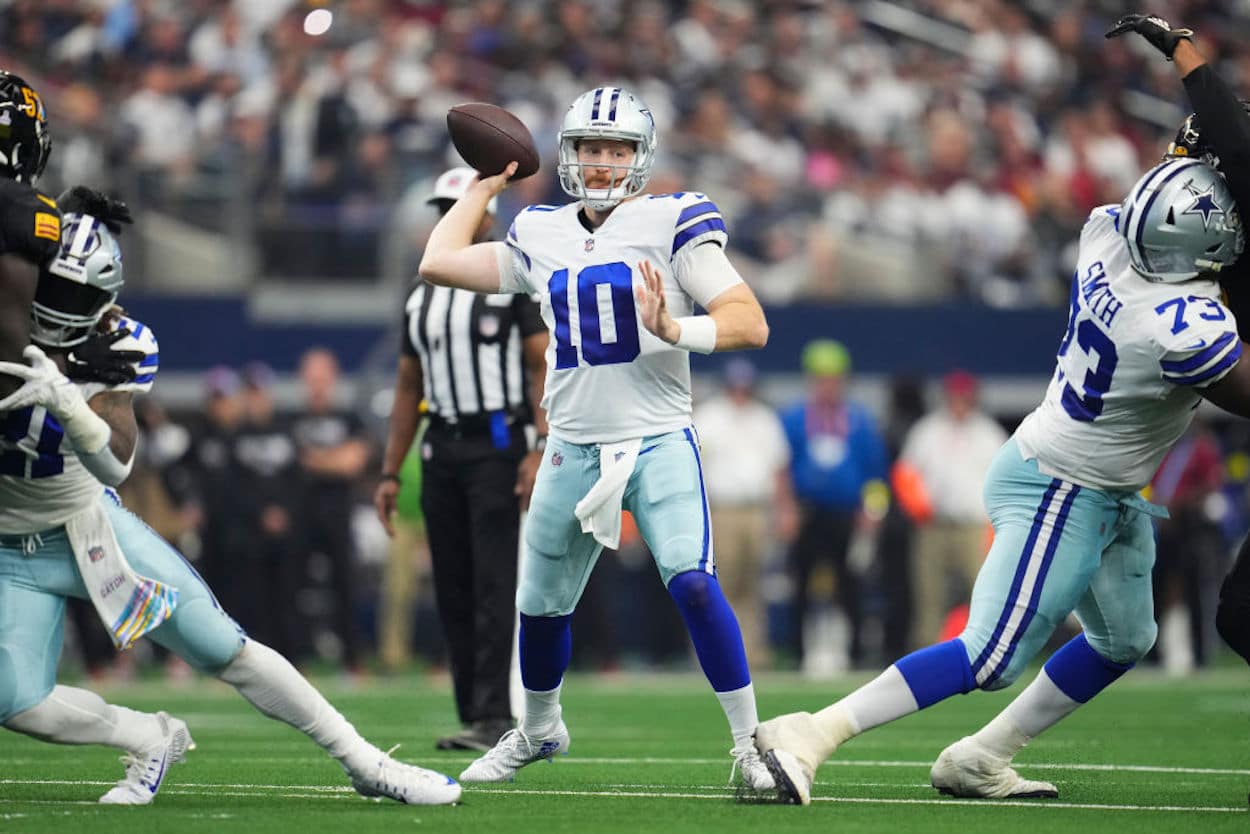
[31,212,124,347]
[1119,158,1244,283]
[557,86,656,211]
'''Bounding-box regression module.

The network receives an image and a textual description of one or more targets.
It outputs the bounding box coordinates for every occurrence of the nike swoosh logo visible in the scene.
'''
[144,752,169,794]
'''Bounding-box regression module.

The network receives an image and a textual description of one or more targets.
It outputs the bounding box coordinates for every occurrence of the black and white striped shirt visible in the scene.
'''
[402,282,544,422]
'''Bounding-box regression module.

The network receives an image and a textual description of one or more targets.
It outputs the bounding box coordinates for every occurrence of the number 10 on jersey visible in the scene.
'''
[548,261,641,369]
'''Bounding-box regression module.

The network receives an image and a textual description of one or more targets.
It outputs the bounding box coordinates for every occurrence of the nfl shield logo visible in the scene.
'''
[88,546,105,563]
[584,238,595,253]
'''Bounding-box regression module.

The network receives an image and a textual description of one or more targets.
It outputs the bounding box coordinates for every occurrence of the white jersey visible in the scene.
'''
[499,192,741,443]
[1015,206,1240,491]
[0,315,159,534]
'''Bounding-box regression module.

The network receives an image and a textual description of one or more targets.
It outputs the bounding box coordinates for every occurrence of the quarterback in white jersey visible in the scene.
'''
[0,200,460,807]
[755,158,1250,806]
[420,86,776,792]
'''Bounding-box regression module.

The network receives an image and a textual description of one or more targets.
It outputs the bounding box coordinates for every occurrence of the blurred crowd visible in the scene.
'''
[6,0,1250,301]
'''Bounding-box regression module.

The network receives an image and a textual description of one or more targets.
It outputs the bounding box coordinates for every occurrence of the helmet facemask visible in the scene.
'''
[31,213,124,348]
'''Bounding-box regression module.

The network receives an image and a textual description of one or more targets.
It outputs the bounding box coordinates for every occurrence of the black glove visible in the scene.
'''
[66,329,144,386]
[56,186,134,234]
[1105,14,1194,60]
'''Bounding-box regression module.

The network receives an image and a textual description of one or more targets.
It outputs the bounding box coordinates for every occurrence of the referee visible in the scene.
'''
[376,167,548,752]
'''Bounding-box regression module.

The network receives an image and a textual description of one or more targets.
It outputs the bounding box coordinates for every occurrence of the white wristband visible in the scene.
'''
[672,315,717,354]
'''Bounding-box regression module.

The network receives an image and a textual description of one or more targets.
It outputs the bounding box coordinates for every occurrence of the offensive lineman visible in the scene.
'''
[418,87,776,791]
[0,193,461,806]
[754,156,1250,804]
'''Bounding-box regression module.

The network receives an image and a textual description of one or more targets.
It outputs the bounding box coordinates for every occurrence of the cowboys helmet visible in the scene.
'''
[557,86,657,210]
[31,213,124,348]
[0,71,51,183]
[1119,158,1244,283]
[1166,102,1250,168]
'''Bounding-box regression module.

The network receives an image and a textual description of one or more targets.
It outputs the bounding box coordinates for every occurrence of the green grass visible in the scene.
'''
[1,669,1248,833]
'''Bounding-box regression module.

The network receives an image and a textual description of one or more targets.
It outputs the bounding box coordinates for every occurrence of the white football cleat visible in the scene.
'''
[458,721,570,783]
[349,749,462,805]
[98,711,195,805]
[729,743,776,793]
[930,736,1058,799]
[753,712,826,806]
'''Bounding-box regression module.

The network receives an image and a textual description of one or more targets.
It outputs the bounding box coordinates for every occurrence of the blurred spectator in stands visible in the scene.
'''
[780,340,888,669]
[233,361,304,660]
[378,438,432,673]
[893,371,1006,650]
[293,348,371,673]
[694,359,794,668]
[1151,419,1227,673]
[188,366,246,601]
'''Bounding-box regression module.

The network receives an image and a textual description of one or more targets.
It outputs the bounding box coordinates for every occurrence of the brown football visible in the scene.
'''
[447,103,540,180]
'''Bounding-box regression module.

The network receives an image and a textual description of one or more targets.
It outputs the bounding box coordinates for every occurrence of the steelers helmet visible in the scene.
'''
[0,71,51,184]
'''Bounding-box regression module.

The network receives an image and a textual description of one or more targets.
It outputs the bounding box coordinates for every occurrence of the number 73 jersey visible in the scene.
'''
[1015,206,1241,491]
[499,193,739,443]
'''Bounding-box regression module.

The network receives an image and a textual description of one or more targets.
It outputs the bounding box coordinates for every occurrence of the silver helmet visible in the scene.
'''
[557,86,657,210]
[1119,158,1244,283]
[31,212,124,347]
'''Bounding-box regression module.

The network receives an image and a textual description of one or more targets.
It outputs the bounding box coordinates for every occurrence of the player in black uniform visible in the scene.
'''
[1108,13,1250,683]
[0,70,57,397]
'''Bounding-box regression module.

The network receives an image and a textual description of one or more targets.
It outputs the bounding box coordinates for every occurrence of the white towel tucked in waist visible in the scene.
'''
[64,501,178,650]
[573,438,643,550]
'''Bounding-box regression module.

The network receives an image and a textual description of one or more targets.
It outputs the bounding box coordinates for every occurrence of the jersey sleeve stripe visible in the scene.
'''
[138,353,158,368]
[671,217,727,257]
[676,200,719,227]
[1164,340,1242,386]
[133,373,156,385]
[1160,331,1237,373]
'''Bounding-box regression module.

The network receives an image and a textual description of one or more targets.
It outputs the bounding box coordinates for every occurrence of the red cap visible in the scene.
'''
[944,370,977,398]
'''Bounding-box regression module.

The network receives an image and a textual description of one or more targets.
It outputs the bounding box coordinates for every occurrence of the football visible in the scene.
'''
[446,102,541,180]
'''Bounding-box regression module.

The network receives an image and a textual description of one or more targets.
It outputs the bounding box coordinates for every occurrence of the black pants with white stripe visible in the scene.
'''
[421,424,526,726]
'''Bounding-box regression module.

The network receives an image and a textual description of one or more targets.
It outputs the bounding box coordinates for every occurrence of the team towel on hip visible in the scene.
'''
[64,501,178,650]
[574,438,643,549]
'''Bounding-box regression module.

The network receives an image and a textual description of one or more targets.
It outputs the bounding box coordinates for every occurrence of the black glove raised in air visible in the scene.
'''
[66,328,143,386]
[56,186,134,234]
[1105,14,1194,60]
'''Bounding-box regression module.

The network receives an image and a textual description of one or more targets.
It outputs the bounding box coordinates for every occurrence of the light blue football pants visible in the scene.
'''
[0,491,246,722]
[519,428,714,617]
[960,438,1161,690]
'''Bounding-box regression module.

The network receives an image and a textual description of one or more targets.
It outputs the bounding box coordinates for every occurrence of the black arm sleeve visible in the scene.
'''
[1184,64,1250,334]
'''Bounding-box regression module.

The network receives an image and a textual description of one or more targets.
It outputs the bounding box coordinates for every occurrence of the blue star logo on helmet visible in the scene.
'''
[1181,181,1225,231]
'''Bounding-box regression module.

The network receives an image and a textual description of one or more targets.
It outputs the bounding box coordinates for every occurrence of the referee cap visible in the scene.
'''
[428,167,498,215]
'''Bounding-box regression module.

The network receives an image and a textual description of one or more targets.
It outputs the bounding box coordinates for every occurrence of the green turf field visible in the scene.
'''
[1,669,1247,833]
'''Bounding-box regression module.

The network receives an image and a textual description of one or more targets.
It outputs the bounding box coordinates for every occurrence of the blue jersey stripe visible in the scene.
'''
[1160,331,1236,373]
[671,217,727,257]
[676,200,719,227]
[1166,342,1242,386]
[133,373,156,385]
[139,353,159,368]
[130,322,146,340]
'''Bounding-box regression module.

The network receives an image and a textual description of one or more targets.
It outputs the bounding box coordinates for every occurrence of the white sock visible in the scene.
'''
[715,682,760,749]
[4,685,161,754]
[217,640,373,772]
[809,666,919,760]
[972,669,1080,760]
[522,684,562,736]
